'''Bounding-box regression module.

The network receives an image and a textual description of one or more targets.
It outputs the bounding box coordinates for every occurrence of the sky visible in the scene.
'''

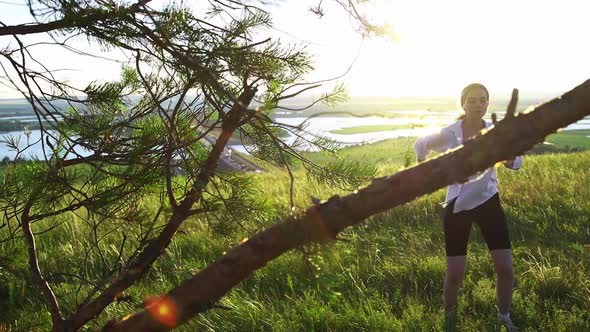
[1,0,589,100]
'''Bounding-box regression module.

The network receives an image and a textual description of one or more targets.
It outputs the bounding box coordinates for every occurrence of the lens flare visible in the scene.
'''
[145,295,177,328]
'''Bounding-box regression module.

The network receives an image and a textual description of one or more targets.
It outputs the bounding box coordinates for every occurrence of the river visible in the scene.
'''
[1,113,590,159]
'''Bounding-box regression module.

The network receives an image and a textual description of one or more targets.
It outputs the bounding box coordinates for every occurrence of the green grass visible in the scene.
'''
[303,137,416,172]
[546,129,590,149]
[1,141,590,331]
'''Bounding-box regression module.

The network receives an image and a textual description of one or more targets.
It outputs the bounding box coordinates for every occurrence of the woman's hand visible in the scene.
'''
[504,159,515,168]
[503,156,523,170]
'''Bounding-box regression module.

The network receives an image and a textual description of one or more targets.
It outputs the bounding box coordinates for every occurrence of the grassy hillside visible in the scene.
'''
[1,142,589,331]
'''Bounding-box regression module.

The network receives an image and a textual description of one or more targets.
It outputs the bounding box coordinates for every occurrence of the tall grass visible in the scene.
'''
[1,139,589,331]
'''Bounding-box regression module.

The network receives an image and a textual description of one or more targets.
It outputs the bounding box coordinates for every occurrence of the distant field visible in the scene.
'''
[0,103,34,117]
[324,126,590,152]
[545,129,590,149]
[0,120,43,133]
[0,96,546,117]
[273,95,547,117]
[330,124,413,134]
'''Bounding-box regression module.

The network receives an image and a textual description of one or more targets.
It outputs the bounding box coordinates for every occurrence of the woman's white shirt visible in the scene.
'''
[413,119,523,213]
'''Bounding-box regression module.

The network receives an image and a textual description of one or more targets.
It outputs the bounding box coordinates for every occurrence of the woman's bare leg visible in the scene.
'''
[491,249,514,314]
[444,255,467,312]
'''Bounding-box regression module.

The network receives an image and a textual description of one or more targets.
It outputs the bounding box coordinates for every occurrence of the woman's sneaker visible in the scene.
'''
[498,312,519,332]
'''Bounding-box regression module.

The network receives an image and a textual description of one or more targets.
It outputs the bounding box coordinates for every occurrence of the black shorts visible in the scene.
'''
[443,193,511,256]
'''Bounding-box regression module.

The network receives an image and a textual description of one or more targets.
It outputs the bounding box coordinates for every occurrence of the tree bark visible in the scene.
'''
[102,79,590,331]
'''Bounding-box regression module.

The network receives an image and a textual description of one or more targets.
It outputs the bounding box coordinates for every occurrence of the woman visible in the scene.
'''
[414,83,521,332]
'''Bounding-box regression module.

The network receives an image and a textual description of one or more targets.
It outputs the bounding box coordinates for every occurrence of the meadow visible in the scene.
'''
[1,136,589,331]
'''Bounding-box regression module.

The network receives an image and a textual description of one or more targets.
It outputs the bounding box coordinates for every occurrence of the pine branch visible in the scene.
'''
[0,1,151,36]
[63,86,258,331]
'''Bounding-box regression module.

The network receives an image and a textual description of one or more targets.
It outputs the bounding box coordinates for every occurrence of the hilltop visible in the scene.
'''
[1,141,589,331]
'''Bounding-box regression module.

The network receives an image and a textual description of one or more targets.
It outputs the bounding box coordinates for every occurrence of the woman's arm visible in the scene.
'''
[414,130,454,162]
